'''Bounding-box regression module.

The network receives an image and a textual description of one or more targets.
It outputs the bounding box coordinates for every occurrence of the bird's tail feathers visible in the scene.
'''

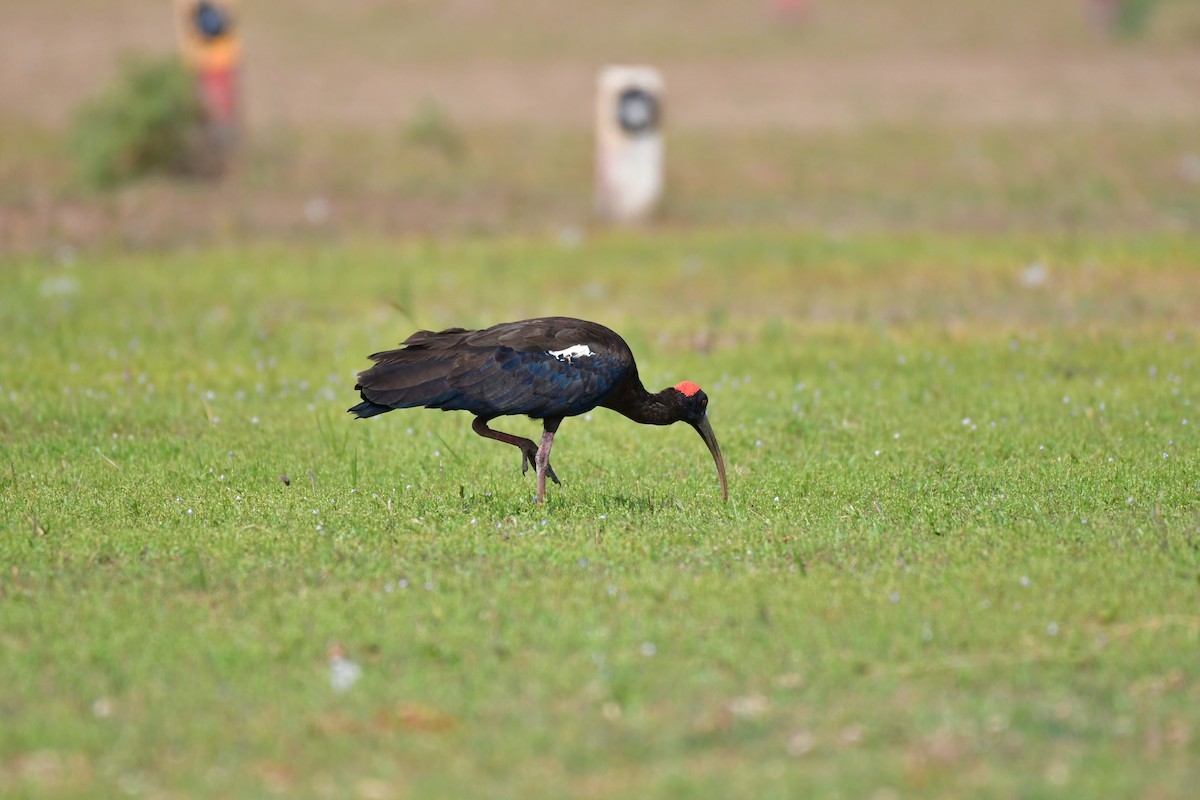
[352,353,464,414]
[347,398,394,418]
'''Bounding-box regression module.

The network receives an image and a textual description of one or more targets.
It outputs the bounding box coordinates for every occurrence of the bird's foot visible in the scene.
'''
[520,448,560,485]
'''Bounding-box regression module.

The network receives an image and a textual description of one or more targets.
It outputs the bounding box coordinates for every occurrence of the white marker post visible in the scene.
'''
[595,66,664,224]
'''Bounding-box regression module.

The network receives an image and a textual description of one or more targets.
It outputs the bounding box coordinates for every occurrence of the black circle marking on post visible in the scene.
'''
[616,88,659,135]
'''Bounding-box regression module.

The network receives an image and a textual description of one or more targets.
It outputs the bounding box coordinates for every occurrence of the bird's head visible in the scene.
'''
[672,381,728,501]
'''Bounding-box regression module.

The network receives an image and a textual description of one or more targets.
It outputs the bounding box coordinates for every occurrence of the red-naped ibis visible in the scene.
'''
[349,316,728,504]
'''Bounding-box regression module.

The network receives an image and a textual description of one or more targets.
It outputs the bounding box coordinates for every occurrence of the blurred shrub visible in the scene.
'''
[1095,0,1161,38]
[405,99,466,161]
[71,55,211,188]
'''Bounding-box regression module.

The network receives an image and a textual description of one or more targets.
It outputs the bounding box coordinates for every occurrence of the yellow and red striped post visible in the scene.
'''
[175,0,241,155]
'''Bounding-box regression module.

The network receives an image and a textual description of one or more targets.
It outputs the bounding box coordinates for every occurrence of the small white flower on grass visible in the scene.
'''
[874,450,881,457]
[1063,396,1070,404]
[787,731,817,757]
[186,509,193,515]
[328,645,361,694]
[1019,261,1048,288]
[962,418,971,426]
[1046,622,1059,636]
[1127,497,1134,505]
[774,496,780,502]
[599,514,607,520]
[639,641,657,657]
[756,440,763,448]
[1020,576,1031,587]
[888,592,900,604]
[251,416,259,424]
[728,694,770,719]
[838,725,865,746]
[91,697,114,718]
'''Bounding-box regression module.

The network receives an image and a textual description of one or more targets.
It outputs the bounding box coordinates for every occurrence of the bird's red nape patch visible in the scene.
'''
[675,381,702,397]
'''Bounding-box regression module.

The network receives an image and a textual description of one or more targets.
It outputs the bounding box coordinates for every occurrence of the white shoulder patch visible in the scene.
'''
[548,344,594,362]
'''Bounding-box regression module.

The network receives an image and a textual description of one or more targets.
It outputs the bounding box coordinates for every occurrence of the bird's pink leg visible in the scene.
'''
[535,419,562,505]
[472,417,536,472]
[472,416,561,485]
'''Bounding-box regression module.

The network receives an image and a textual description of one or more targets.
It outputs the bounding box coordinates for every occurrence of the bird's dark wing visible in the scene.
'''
[436,345,629,419]
[352,317,635,419]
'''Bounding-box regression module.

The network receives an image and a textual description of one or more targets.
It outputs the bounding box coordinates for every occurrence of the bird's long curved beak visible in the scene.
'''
[692,415,729,501]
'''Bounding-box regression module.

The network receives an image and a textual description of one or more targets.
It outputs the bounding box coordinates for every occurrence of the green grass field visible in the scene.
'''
[4,2,1200,795]
[2,233,1198,797]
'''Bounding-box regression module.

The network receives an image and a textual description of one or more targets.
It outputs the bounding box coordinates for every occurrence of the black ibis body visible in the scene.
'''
[349,316,728,504]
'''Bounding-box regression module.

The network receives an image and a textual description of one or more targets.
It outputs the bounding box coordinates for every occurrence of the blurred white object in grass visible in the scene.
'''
[328,643,362,693]
[1019,261,1048,288]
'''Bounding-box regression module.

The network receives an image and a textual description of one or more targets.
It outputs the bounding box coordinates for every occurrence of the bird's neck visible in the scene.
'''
[603,376,680,426]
